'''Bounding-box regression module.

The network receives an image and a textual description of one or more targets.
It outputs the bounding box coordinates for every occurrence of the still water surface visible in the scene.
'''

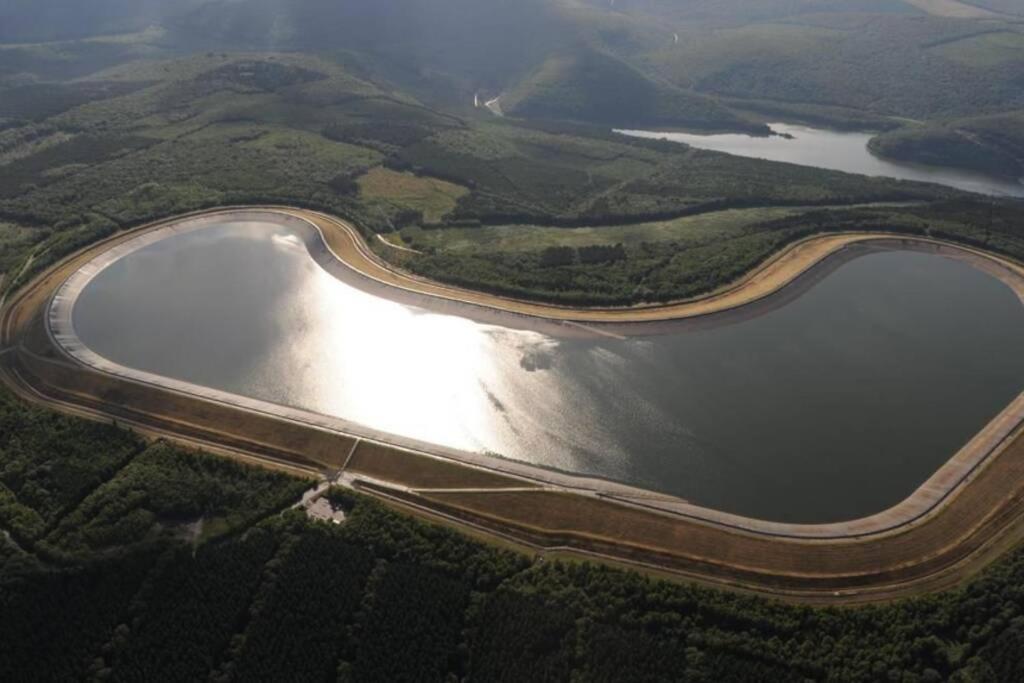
[618,123,1024,198]
[70,220,1024,523]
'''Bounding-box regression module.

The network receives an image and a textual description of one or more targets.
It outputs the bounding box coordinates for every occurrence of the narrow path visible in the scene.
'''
[0,251,35,312]
[42,441,146,539]
[1,528,34,559]
[375,233,421,254]
[485,96,503,116]
[559,319,627,340]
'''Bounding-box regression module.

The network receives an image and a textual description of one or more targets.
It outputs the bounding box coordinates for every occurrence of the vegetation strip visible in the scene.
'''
[292,207,1024,323]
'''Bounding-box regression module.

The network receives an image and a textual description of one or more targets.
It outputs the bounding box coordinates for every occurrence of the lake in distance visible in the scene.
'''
[618,123,1024,198]
[69,219,1024,523]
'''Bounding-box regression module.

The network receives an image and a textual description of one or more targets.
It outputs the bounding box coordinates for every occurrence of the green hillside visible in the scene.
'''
[164,0,583,92]
[1,49,965,300]
[500,48,766,132]
[7,1,1024,135]
[643,16,1024,120]
[870,111,1024,179]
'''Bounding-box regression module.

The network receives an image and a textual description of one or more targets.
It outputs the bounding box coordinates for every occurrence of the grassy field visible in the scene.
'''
[399,206,810,253]
[928,29,1024,67]
[388,201,1024,306]
[357,167,468,223]
[346,441,530,490]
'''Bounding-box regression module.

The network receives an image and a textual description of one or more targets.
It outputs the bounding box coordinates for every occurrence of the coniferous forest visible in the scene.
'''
[3,388,1024,682]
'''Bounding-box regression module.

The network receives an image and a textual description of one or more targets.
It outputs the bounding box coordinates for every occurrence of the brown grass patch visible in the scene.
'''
[357,167,468,223]
[346,440,530,490]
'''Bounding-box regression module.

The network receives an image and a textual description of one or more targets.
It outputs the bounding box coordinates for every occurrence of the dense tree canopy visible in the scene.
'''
[2,388,1024,680]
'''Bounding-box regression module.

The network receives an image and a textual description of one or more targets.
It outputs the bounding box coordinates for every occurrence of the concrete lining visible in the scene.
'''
[43,208,1024,541]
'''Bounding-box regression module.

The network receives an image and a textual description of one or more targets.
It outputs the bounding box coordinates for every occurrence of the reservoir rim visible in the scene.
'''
[38,207,1024,540]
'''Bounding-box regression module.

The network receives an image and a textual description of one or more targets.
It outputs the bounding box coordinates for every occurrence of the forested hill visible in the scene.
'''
[5,0,1024,134]
[870,111,1024,180]
[500,48,767,133]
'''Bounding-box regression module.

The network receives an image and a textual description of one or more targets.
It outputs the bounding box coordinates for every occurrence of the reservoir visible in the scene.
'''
[618,123,1024,198]
[65,216,1024,523]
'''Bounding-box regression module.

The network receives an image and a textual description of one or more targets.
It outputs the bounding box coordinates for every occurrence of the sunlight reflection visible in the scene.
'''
[68,218,1024,522]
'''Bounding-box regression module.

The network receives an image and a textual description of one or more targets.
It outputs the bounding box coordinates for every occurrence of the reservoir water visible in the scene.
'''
[68,218,1024,523]
[618,123,1024,198]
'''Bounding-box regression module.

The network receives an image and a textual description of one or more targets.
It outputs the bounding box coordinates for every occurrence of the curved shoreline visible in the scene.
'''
[44,207,1024,535]
[291,207,1004,323]
[6,205,1024,602]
